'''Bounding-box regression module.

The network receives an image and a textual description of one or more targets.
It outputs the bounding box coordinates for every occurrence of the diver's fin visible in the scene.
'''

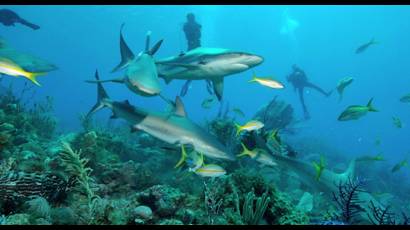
[112,23,135,73]
[174,96,187,117]
[85,77,124,84]
[212,78,224,101]
[148,39,163,56]
[86,70,110,118]
[367,98,378,112]
[175,144,188,168]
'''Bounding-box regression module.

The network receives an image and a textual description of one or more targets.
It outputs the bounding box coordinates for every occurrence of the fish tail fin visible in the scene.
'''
[248,71,257,83]
[26,72,46,86]
[367,98,378,112]
[87,70,110,118]
[234,123,242,136]
[175,144,188,168]
[237,142,251,157]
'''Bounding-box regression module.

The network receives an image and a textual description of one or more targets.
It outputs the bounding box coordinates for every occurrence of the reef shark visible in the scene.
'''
[86,24,163,97]
[0,36,57,74]
[156,47,264,100]
[87,70,235,161]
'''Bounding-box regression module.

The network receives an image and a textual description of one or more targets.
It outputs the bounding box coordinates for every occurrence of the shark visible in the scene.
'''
[87,70,235,162]
[86,24,163,97]
[0,36,57,74]
[156,47,264,100]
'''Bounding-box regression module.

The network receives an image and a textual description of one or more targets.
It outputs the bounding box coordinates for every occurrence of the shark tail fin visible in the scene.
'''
[175,144,188,168]
[338,159,356,184]
[112,23,135,73]
[26,72,46,86]
[370,37,379,45]
[87,70,110,118]
[367,98,378,112]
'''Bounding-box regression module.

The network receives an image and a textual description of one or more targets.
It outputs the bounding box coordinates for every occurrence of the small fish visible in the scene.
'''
[180,80,192,97]
[338,98,378,121]
[237,142,277,167]
[249,72,285,89]
[355,38,378,54]
[234,120,264,136]
[391,159,408,173]
[194,164,226,177]
[357,153,384,162]
[0,58,46,86]
[231,108,245,117]
[175,144,204,172]
[201,97,216,109]
[336,77,354,102]
[392,116,402,128]
[312,155,326,181]
[400,93,410,103]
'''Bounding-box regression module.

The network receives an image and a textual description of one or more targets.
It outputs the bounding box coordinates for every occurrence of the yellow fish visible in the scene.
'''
[249,72,284,89]
[194,164,226,177]
[237,142,277,167]
[0,58,46,86]
[234,120,264,136]
[312,155,326,181]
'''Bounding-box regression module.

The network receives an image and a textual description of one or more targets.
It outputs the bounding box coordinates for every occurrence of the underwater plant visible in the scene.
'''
[241,191,270,225]
[203,180,224,225]
[332,177,366,224]
[252,96,295,132]
[59,141,100,224]
[367,200,396,225]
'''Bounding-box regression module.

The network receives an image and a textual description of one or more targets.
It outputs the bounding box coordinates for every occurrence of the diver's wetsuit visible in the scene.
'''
[287,65,331,120]
[183,13,201,51]
[180,13,212,97]
[0,9,40,30]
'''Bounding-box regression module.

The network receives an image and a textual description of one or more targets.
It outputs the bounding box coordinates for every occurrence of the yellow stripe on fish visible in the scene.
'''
[0,58,46,86]
[249,71,284,89]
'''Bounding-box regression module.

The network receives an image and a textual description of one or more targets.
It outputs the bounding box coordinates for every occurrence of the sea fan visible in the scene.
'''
[332,177,366,224]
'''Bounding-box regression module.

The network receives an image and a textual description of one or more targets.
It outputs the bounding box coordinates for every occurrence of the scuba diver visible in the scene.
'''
[287,65,332,120]
[183,13,201,51]
[180,13,214,97]
[0,9,40,30]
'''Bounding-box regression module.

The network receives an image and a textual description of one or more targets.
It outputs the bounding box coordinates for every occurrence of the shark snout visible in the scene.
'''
[127,78,161,96]
[242,54,264,67]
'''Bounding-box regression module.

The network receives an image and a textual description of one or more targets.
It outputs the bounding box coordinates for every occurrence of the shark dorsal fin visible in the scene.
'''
[144,30,163,56]
[149,39,163,56]
[174,96,187,117]
[123,100,130,105]
[112,23,135,73]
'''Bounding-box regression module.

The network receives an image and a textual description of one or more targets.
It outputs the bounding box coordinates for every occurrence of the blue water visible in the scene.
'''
[1,5,410,171]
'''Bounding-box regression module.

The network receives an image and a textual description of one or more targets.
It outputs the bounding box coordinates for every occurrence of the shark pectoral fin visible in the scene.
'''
[112,23,135,73]
[161,75,173,84]
[212,78,224,101]
[174,96,187,117]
